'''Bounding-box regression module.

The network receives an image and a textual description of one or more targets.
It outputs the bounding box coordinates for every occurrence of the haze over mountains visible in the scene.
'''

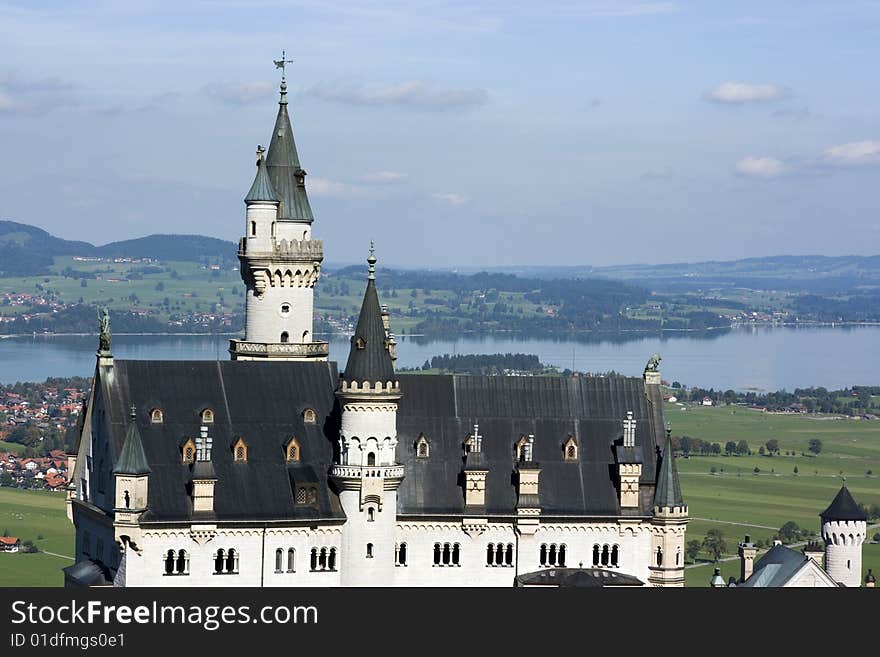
[2,219,879,293]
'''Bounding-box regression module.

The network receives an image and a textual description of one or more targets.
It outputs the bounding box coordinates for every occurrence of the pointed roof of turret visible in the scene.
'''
[342,245,396,385]
[653,434,684,508]
[820,483,866,521]
[264,79,314,222]
[113,406,151,475]
[244,146,278,204]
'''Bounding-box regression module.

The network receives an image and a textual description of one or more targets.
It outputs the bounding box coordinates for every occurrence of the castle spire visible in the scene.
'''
[113,406,151,476]
[654,433,684,509]
[265,57,314,222]
[342,246,395,386]
[244,145,278,204]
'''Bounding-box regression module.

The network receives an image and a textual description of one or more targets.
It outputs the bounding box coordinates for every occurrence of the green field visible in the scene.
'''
[0,487,74,587]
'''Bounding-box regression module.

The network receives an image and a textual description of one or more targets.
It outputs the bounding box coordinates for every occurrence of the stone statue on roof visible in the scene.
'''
[645,353,661,373]
[98,308,111,353]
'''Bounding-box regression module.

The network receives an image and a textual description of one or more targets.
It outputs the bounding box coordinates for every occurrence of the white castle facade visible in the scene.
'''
[65,73,688,589]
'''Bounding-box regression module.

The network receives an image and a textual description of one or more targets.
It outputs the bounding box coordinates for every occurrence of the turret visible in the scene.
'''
[648,431,688,587]
[820,483,867,587]
[230,75,327,362]
[330,246,403,585]
[738,535,758,582]
[112,405,151,549]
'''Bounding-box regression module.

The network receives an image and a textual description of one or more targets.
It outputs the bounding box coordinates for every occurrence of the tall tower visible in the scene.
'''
[820,483,867,587]
[648,434,688,587]
[229,73,327,361]
[330,248,404,585]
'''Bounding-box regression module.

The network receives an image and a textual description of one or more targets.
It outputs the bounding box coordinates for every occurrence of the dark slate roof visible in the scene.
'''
[516,567,644,587]
[63,559,111,587]
[738,544,810,588]
[112,420,151,475]
[264,85,314,222]
[820,484,867,521]
[395,374,667,517]
[342,274,395,385]
[100,360,343,523]
[244,156,278,204]
[653,436,684,508]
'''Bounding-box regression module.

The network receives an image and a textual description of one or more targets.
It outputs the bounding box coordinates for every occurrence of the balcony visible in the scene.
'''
[229,339,329,360]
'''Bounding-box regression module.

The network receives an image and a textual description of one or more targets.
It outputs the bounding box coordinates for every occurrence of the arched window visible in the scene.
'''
[486,544,494,566]
[123,490,130,509]
[328,548,337,571]
[433,543,441,566]
[226,548,237,573]
[233,437,247,462]
[452,543,461,566]
[201,409,214,424]
[310,548,318,571]
[271,222,276,238]
[495,543,504,566]
[563,435,578,461]
[505,544,514,566]
[182,439,196,464]
[675,547,680,566]
[558,544,566,567]
[366,543,374,558]
[303,408,317,424]
[275,548,283,572]
[250,221,256,237]
[593,544,600,566]
[416,434,430,458]
[280,332,289,343]
[367,508,375,522]
[150,408,163,423]
[318,548,327,570]
[367,452,376,466]
[165,549,175,575]
[611,544,619,567]
[540,543,548,566]
[548,544,557,566]
[177,550,188,575]
[285,437,301,462]
[280,303,291,316]
[214,549,225,574]
[302,331,310,342]
[515,435,527,461]
[442,543,451,565]
[656,546,663,567]
[287,548,295,572]
[601,544,610,567]
[396,543,407,567]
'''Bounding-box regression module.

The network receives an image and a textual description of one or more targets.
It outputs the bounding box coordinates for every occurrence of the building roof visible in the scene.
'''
[735,543,843,588]
[820,484,867,521]
[341,253,396,386]
[244,152,278,204]
[653,433,684,508]
[516,567,644,587]
[112,415,151,475]
[0,536,20,545]
[63,559,111,587]
[264,81,314,222]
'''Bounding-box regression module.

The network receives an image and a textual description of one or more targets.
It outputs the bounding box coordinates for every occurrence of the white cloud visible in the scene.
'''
[360,171,407,184]
[303,80,489,111]
[735,156,786,178]
[823,140,880,166]
[705,82,786,104]
[0,71,77,115]
[431,192,469,206]
[308,177,371,198]
[203,81,275,105]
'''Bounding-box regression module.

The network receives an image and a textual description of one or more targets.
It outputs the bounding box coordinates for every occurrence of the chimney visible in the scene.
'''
[709,567,725,588]
[192,426,217,513]
[738,535,757,582]
[803,540,824,567]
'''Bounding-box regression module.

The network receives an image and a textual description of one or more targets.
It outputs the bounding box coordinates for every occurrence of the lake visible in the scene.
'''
[0,326,877,392]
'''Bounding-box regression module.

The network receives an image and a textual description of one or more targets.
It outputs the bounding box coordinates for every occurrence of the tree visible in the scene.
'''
[778,521,801,543]
[724,441,737,455]
[736,440,749,456]
[808,438,822,455]
[765,439,779,455]
[686,539,702,563]
[758,446,765,455]
[702,529,727,562]
[793,465,799,475]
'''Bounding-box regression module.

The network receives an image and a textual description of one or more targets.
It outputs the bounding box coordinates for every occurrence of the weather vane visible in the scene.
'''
[273,50,294,81]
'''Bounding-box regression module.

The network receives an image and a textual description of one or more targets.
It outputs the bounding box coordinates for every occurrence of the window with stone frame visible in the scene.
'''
[150,408,164,424]
[181,438,196,464]
[515,435,528,461]
[563,435,578,461]
[232,437,248,462]
[302,408,317,424]
[201,408,214,424]
[416,434,430,458]
[285,436,301,462]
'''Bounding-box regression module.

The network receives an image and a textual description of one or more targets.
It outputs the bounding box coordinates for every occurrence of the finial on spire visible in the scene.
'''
[367,241,377,280]
[274,50,294,104]
[256,144,265,165]
[130,404,136,420]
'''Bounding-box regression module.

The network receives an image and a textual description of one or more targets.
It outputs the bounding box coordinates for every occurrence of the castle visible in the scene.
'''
[63,72,688,588]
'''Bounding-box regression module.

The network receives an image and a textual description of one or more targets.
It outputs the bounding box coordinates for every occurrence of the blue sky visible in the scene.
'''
[1,0,878,267]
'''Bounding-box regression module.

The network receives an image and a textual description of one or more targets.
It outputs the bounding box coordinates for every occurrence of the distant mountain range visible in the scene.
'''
[2,220,879,293]
[0,220,237,276]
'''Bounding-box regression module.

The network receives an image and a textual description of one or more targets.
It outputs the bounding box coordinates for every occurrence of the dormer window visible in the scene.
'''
[416,434,430,458]
[355,337,366,350]
[201,409,214,424]
[285,436,301,462]
[181,438,196,464]
[515,435,528,461]
[564,435,578,461]
[150,408,163,424]
[303,408,317,424]
[295,486,317,506]
[233,437,248,462]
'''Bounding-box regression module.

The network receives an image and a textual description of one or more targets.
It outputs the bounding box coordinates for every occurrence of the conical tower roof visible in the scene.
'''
[244,147,278,204]
[653,435,684,508]
[820,483,866,521]
[265,80,314,222]
[342,246,395,386]
[113,407,151,475]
